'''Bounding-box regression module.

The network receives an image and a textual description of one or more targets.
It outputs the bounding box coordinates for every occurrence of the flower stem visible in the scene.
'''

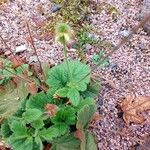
[62,36,71,80]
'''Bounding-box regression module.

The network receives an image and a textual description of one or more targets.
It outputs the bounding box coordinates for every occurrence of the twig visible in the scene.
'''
[78,15,150,83]
[26,21,46,81]
[2,66,31,83]
[1,66,46,92]
[0,35,24,72]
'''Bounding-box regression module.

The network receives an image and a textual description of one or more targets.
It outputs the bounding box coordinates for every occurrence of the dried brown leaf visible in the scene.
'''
[120,96,150,124]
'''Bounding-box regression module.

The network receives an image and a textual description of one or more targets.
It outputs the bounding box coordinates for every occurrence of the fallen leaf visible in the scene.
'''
[120,95,150,124]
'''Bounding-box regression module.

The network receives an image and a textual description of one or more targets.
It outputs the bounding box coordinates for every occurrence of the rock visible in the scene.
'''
[97,96,103,107]
[119,30,130,38]
[110,63,118,72]
[50,59,55,65]
[135,13,144,21]
[4,51,11,56]
[138,43,146,50]
[83,43,92,52]
[51,4,62,13]
[29,56,38,64]
[15,45,27,53]
[68,48,76,52]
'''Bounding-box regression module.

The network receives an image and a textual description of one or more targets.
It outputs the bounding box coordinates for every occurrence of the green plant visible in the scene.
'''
[0,14,148,150]
[45,0,89,33]
[0,23,98,150]
[92,49,109,68]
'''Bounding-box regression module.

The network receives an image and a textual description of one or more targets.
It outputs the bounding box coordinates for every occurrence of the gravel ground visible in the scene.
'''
[0,0,150,150]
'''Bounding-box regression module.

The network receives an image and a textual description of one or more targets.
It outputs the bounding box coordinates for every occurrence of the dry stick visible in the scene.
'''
[2,67,31,83]
[78,15,150,83]
[26,21,46,81]
[1,66,46,91]
[0,37,46,91]
[0,35,24,72]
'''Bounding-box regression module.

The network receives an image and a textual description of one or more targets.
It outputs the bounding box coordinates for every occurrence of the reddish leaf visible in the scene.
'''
[44,144,52,150]
[45,104,58,117]
[9,56,24,69]
[74,129,85,142]
[27,82,38,95]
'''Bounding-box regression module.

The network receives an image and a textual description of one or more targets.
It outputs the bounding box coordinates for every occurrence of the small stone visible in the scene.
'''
[15,44,27,53]
[98,96,103,106]
[110,63,118,72]
[68,48,76,52]
[50,59,55,65]
[135,13,143,21]
[138,43,146,50]
[119,30,130,38]
[29,56,38,64]
[51,4,62,13]
[83,43,92,52]
[4,51,11,56]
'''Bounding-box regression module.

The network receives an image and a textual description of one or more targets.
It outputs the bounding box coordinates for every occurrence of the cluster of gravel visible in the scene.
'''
[89,0,150,149]
[0,0,150,150]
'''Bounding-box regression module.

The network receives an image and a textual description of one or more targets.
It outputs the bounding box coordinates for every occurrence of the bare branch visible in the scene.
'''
[2,66,31,83]
[26,21,46,81]
[1,66,46,92]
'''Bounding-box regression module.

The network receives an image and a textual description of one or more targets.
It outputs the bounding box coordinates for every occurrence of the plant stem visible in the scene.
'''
[2,67,31,83]
[63,36,71,80]
[26,21,46,81]
[78,14,150,83]
[1,66,46,91]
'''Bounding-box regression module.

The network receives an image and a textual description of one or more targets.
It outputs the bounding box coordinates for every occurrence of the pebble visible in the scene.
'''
[15,44,27,53]
[119,30,130,38]
[29,55,38,64]
[138,43,146,50]
[110,63,118,72]
[51,4,62,13]
[97,96,104,107]
[83,43,93,52]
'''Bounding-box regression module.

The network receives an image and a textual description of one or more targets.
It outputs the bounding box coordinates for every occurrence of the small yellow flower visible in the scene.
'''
[55,23,73,44]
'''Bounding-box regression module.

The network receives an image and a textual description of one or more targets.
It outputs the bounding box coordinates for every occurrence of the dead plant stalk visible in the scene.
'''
[26,21,46,81]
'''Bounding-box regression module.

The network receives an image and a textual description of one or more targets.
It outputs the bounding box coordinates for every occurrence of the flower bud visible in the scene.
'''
[55,23,73,44]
